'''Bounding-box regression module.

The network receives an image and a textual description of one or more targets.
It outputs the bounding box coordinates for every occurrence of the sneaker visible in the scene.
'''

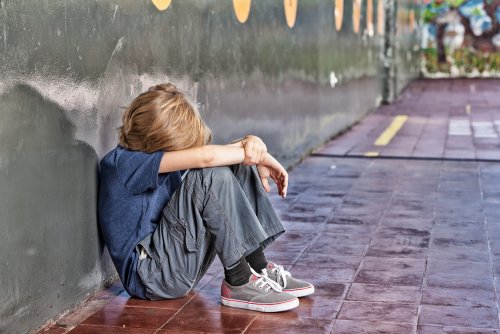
[265,262,315,297]
[221,267,299,312]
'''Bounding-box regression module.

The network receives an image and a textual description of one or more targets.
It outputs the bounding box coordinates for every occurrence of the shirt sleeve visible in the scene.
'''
[115,148,164,195]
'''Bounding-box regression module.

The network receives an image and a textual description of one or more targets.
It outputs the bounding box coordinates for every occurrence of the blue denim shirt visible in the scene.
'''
[98,145,182,298]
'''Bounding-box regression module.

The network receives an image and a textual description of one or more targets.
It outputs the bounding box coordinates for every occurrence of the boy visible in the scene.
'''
[98,83,314,313]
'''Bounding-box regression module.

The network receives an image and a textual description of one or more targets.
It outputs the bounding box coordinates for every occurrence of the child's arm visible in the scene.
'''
[257,154,288,198]
[159,143,288,197]
[159,145,246,173]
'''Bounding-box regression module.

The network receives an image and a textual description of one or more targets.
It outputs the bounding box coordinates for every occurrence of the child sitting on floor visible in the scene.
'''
[98,83,314,312]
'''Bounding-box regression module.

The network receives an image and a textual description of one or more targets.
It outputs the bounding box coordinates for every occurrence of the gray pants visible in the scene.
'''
[136,164,285,300]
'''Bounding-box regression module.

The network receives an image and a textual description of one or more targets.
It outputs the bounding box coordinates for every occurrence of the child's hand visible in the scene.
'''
[257,154,288,198]
[241,135,267,165]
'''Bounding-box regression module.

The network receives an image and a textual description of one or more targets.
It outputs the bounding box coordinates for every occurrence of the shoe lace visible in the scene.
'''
[270,262,291,289]
[250,267,282,293]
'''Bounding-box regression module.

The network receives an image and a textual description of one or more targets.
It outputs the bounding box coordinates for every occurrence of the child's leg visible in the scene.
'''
[228,164,285,249]
[227,164,279,271]
[137,166,286,300]
[228,164,314,298]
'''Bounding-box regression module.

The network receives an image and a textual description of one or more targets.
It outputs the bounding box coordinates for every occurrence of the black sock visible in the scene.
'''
[224,257,252,286]
[245,245,268,272]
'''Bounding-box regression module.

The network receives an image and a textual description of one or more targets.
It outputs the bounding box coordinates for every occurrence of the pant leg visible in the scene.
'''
[229,164,285,249]
[137,166,285,300]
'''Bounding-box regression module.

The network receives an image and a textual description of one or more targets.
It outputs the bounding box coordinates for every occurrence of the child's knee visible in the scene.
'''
[203,166,235,184]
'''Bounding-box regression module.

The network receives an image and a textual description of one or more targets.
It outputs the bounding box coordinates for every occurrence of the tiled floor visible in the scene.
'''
[316,79,500,161]
[38,80,500,334]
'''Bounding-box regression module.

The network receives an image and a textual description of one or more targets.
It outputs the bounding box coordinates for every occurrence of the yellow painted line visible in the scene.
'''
[374,115,409,146]
[364,151,380,157]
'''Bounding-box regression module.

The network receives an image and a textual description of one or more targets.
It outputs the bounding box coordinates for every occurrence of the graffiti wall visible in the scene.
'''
[422,0,500,76]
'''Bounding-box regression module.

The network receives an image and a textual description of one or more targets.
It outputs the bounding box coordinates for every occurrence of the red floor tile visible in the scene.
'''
[245,317,334,334]
[68,325,155,333]
[347,283,421,304]
[417,325,499,334]
[257,296,342,320]
[81,304,176,329]
[337,300,417,324]
[182,290,246,314]
[418,305,498,328]
[333,320,414,334]
[108,291,195,309]
[160,310,256,333]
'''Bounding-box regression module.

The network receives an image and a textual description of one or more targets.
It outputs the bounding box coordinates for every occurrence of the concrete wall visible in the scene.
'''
[0,0,420,333]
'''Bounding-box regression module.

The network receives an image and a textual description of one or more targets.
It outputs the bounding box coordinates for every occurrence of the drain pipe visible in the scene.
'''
[382,0,397,104]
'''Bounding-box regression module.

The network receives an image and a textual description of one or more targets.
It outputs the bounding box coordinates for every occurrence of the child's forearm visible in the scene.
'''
[203,145,246,167]
[159,145,245,173]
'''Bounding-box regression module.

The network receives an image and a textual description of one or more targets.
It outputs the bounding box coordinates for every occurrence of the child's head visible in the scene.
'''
[118,83,212,152]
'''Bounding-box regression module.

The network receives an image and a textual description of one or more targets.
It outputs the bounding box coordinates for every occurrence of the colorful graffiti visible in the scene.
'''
[422,0,500,76]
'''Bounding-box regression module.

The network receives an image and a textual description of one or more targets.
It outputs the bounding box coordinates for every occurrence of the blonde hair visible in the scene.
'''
[118,83,212,153]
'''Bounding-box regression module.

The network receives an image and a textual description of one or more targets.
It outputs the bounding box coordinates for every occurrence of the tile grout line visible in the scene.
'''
[284,159,373,328]
[409,115,430,160]
[347,157,430,333]
[415,159,442,334]
[240,315,258,334]
[350,157,422,331]
[43,285,126,333]
[349,156,399,277]
[311,153,500,164]
[284,158,345,269]
[325,158,383,324]
[152,292,198,334]
[477,161,500,330]
[333,318,422,326]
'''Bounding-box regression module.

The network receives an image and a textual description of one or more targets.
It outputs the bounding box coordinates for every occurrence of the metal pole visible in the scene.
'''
[382,0,396,104]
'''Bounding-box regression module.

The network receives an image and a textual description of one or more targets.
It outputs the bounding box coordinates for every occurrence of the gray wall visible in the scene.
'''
[0,0,420,333]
